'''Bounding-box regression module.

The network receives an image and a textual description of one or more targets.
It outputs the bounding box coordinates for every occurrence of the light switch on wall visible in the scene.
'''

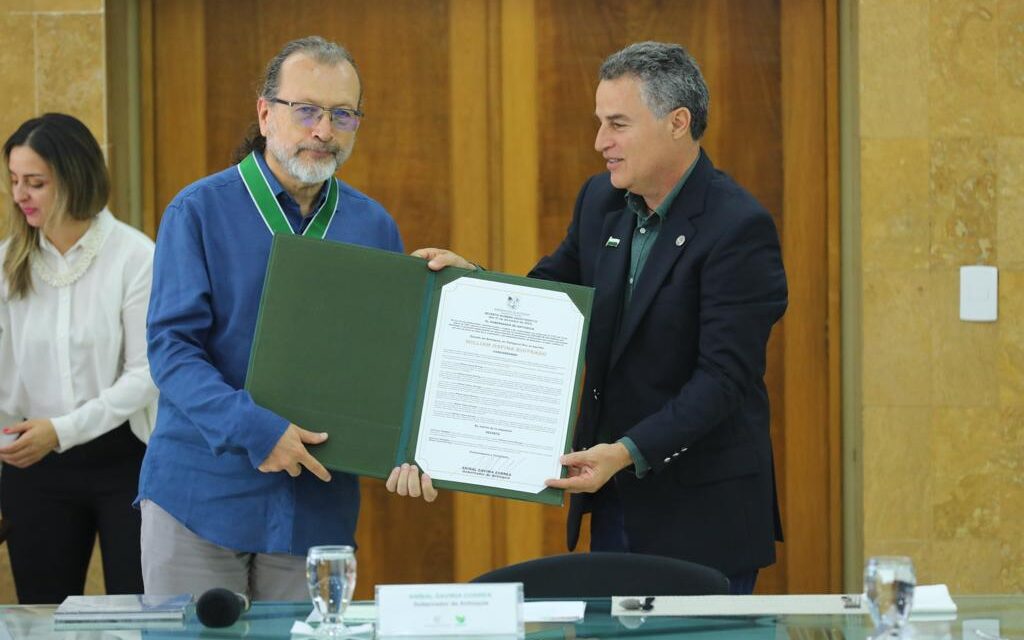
[960,265,998,322]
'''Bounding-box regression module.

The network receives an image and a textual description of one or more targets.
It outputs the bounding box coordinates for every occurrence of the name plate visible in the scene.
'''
[375,583,524,637]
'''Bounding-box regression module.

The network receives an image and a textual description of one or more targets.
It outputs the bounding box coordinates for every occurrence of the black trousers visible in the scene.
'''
[589,484,759,595]
[1,422,146,604]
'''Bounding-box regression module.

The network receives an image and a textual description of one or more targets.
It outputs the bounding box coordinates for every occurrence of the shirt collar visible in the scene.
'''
[37,209,112,258]
[624,153,700,223]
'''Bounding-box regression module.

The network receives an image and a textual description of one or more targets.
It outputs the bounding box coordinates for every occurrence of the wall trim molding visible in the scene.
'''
[105,0,143,232]
[839,0,864,594]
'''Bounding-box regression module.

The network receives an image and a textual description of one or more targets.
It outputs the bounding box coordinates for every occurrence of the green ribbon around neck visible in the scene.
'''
[237,151,339,239]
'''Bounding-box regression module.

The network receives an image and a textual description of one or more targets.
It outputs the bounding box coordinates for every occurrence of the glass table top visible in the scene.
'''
[0,595,1020,639]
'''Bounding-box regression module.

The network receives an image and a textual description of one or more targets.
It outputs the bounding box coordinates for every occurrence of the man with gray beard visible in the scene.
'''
[137,36,430,600]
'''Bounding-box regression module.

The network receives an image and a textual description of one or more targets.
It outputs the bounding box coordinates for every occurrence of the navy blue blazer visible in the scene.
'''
[529,150,788,576]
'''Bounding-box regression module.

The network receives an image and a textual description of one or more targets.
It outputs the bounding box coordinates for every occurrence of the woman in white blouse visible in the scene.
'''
[0,113,157,603]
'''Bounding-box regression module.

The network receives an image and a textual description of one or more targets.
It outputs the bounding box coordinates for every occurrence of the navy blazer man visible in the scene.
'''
[395,42,787,594]
[530,148,787,582]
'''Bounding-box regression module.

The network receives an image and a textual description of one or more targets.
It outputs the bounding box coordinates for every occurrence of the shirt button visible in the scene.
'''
[592,388,600,400]
[628,277,634,284]
[663,457,672,464]
[639,227,647,234]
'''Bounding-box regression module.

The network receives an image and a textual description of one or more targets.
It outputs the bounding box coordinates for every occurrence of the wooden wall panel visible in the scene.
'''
[535,1,613,257]
[449,0,497,264]
[147,0,839,596]
[826,0,843,594]
[498,0,539,275]
[139,0,157,237]
[780,0,842,592]
[152,0,206,224]
[449,0,500,583]
[497,0,546,568]
[201,2,261,172]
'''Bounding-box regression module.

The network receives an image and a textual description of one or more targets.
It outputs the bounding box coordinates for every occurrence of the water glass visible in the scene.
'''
[306,545,357,637]
[864,555,916,636]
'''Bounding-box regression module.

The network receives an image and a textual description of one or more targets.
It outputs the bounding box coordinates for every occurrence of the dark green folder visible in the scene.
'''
[245,234,593,506]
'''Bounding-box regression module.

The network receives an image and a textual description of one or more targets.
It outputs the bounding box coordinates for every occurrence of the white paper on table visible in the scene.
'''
[909,584,957,621]
[523,601,586,622]
[290,620,373,637]
[612,586,956,620]
[304,605,376,624]
[414,279,584,494]
[338,603,377,623]
[312,602,586,623]
[612,595,868,616]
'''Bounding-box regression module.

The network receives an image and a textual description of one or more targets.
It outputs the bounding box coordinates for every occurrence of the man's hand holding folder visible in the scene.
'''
[385,463,438,502]
[258,424,332,482]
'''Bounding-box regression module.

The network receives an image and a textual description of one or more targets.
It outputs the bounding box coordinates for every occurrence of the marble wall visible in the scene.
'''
[0,0,107,604]
[0,0,106,150]
[859,0,1024,592]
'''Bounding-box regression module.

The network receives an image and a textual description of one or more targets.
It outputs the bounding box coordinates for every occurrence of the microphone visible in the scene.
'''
[196,587,251,628]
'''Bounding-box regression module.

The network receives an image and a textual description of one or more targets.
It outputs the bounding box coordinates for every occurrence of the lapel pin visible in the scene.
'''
[605,236,620,248]
[675,235,686,247]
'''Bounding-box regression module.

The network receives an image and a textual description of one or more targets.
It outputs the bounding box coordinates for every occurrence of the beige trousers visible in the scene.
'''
[140,500,307,601]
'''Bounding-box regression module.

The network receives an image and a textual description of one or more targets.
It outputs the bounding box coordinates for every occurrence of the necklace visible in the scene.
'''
[31,212,112,288]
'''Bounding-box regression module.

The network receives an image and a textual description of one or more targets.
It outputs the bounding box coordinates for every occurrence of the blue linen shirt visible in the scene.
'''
[138,152,403,554]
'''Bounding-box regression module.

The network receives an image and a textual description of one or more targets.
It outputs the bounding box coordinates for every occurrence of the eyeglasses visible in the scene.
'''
[270,98,363,132]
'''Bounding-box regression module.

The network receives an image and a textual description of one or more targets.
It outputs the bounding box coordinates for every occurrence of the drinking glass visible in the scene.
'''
[864,555,916,636]
[306,545,357,637]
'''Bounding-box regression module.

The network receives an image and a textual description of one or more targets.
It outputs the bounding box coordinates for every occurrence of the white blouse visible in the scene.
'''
[0,209,158,450]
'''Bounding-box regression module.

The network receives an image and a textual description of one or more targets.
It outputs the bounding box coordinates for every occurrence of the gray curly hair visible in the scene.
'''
[600,41,709,140]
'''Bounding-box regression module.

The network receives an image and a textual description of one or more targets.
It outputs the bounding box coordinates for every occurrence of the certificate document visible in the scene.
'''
[414,279,585,494]
[246,235,593,505]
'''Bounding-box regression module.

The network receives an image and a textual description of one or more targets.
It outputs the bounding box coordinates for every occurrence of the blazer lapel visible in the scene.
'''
[587,207,635,382]
[608,152,712,370]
